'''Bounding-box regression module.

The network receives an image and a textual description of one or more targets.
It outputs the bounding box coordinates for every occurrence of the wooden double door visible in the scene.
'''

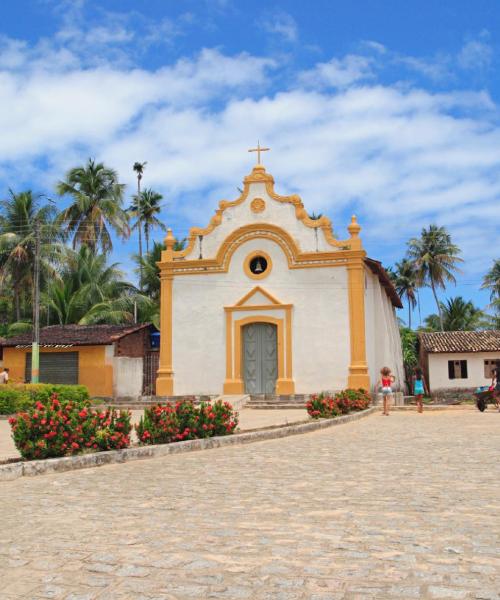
[243,322,278,394]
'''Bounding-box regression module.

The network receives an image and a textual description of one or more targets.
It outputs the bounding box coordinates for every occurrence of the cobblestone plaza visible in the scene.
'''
[1,411,499,599]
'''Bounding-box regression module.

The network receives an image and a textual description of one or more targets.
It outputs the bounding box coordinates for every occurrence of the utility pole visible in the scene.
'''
[31,219,41,384]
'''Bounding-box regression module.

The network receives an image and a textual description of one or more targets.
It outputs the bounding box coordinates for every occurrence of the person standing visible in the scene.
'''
[377,367,395,416]
[0,367,9,384]
[413,367,428,414]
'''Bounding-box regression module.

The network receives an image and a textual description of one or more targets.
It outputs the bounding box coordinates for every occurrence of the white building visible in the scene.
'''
[419,331,500,396]
[156,161,404,397]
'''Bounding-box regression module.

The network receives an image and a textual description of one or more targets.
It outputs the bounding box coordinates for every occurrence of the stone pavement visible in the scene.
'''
[0,409,308,462]
[0,411,499,600]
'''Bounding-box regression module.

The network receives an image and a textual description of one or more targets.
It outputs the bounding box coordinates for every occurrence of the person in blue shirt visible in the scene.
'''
[413,367,428,414]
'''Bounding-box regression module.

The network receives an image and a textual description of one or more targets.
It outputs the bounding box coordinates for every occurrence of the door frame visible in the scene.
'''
[240,317,281,394]
[223,286,294,394]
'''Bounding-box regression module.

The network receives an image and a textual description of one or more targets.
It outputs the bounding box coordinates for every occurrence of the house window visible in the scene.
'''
[448,360,468,380]
[484,359,500,379]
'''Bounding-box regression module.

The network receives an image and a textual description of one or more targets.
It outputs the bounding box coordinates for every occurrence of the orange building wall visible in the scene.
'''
[2,345,114,398]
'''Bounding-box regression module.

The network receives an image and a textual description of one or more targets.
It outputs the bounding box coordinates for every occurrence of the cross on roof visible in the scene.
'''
[248,141,270,165]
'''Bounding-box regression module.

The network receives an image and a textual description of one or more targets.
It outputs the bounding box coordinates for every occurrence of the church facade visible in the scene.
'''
[156,162,403,396]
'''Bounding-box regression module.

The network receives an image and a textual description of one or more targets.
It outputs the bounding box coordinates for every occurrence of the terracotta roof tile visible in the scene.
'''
[364,258,403,309]
[2,324,156,347]
[419,330,500,353]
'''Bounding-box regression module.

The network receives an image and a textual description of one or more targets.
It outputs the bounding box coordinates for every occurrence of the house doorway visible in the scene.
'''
[243,322,278,394]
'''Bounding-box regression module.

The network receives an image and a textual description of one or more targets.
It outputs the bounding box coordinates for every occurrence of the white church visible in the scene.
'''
[156,150,404,397]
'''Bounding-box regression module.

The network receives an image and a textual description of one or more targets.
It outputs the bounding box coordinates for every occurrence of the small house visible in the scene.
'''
[1,324,159,399]
[419,330,500,399]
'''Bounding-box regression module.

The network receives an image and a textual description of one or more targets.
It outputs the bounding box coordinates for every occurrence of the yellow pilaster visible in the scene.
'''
[156,229,175,396]
[346,216,370,390]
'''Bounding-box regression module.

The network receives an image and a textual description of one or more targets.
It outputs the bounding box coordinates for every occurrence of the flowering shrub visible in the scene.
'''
[136,398,238,445]
[338,388,371,412]
[0,384,89,414]
[9,393,131,460]
[306,393,340,419]
[307,389,371,419]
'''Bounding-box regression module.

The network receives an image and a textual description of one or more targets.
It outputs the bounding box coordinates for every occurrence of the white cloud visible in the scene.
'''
[458,38,493,71]
[261,11,298,42]
[299,55,374,89]
[0,26,499,286]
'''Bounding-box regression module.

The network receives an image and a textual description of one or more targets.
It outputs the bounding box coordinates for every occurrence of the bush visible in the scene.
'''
[0,384,89,414]
[9,393,131,460]
[307,388,371,419]
[136,398,238,445]
[306,393,340,419]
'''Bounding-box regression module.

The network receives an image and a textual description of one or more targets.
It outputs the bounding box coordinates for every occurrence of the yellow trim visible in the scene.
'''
[160,223,365,276]
[156,229,175,395]
[243,250,272,280]
[234,285,282,307]
[226,311,233,381]
[347,258,370,389]
[223,287,295,395]
[250,198,266,213]
[169,165,356,261]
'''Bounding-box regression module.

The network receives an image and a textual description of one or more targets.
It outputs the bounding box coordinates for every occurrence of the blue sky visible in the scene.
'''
[1,0,499,325]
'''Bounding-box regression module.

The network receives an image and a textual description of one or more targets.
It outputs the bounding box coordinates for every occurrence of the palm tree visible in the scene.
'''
[481,259,500,301]
[392,259,418,329]
[132,162,146,287]
[0,190,60,321]
[134,242,163,301]
[56,158,129,253]
[422,296,484,331]
[43,246,138,325]
[407,225,463,331]
[140,189,165,254]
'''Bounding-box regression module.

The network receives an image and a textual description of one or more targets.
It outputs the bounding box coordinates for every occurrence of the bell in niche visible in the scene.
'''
[254,258,263,273]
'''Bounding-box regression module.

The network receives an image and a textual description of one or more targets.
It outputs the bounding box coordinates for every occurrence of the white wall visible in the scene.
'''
[113,356,143,398]
[181,179,345,260]
[172,236,351,394]
[364,270,404,391]
[428,352,500,390]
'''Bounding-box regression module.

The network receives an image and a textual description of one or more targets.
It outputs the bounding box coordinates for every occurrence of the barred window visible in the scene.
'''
[448,360,468,380]
[484,359,500,379]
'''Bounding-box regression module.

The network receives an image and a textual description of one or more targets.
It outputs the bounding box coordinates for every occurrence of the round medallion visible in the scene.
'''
[244,250,272,280]
[250,198,266,213]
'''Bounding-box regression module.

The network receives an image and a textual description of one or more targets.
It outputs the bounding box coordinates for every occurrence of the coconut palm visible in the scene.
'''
[0,190,60,321]
[139,189,165,254]
[56,158,129,253]
[407,225,463,331]
[132,162,147,287]
[422,296,484,331]
[481,259,500,301]
[43,246,138,325]
[134,242,163,301]
[392,258,418,329]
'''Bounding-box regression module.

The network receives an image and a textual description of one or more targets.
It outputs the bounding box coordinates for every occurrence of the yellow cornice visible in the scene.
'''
[166,165,361,262]
[234,285,283,307]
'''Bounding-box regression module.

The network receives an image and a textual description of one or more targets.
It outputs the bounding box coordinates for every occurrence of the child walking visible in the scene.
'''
[412,367,428,413]
[377,367,395,416]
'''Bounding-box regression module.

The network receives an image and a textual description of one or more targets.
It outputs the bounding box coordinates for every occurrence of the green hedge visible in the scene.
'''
[0,384,89,415]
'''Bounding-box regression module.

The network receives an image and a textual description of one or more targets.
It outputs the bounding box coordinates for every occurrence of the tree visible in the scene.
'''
[134,242,164,301]
[482,259,500,301]
[0,190,60,321]
[400,327,418,394]
[407,225,463,331]
[56,158,129,253]
[138,189,165,254]
[43,246,139,325]
[132,162,147,288]
[421,296,484,332]
[392,259,418,329]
